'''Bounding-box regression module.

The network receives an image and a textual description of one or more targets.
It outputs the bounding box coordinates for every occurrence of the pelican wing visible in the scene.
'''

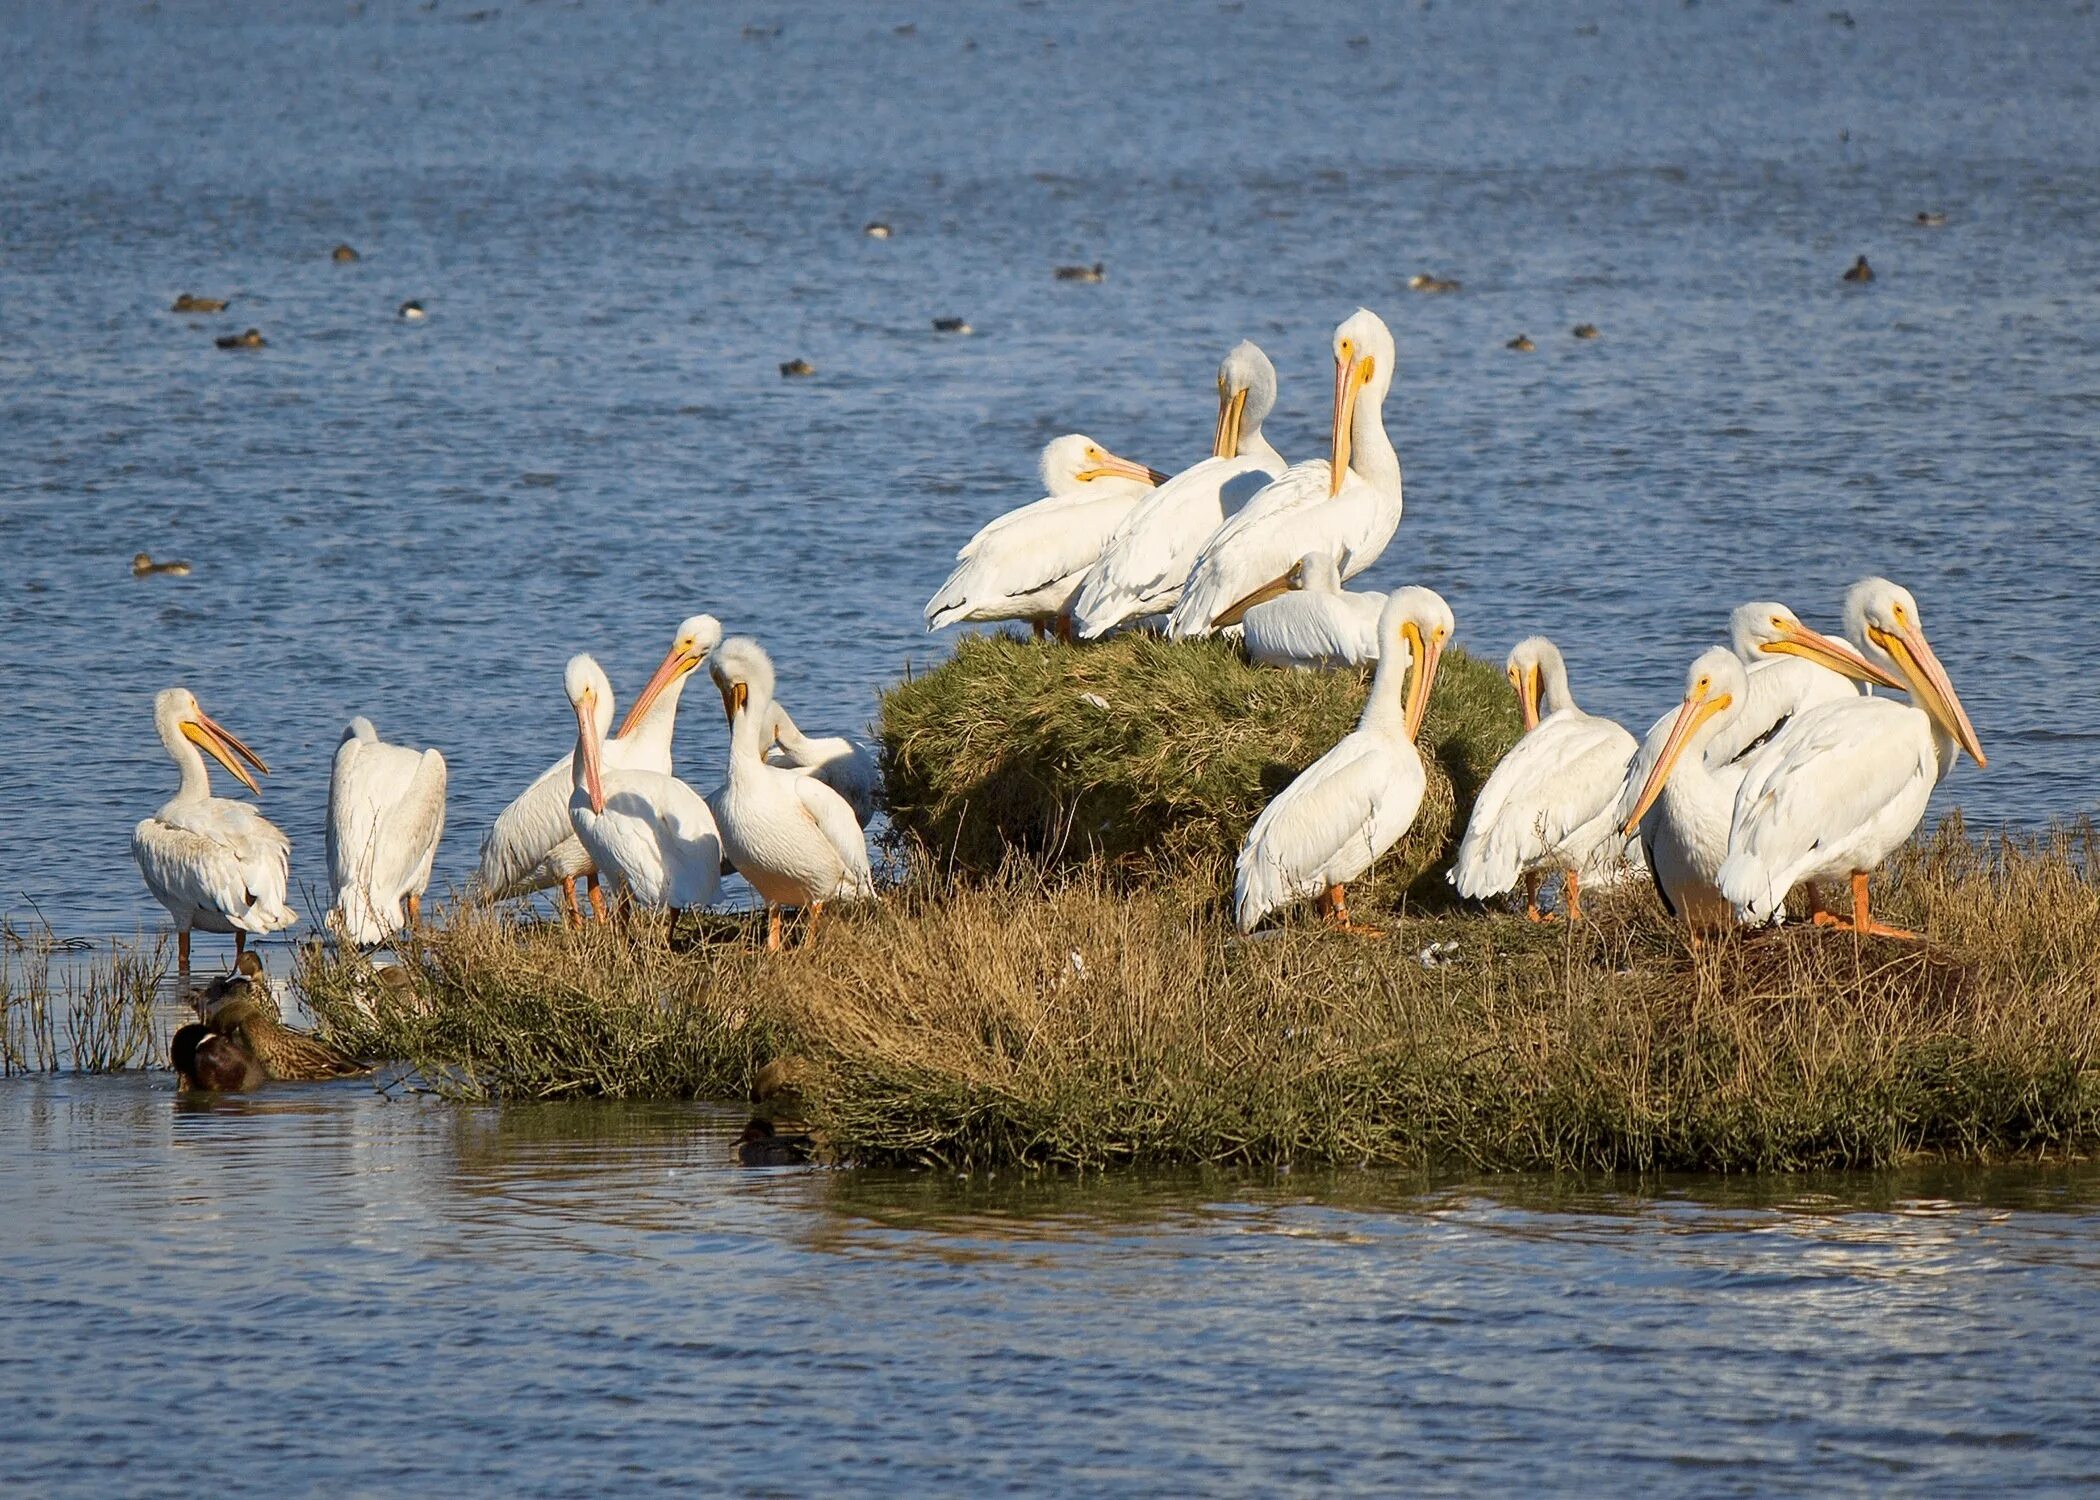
[476,752,578,897]
[1242,590,1386,670]
[135,804,296,934]
[1172,461,1397,637]
[1235,735,1420,929]
[330,740,447,930]
[1071,455,1273,636]
[1706,657,1864,767]
[793,774,876,898]
[1452,713,1636,898]
[578,773,722,910]
[925,488,1145,628]
[954,479,1146,560]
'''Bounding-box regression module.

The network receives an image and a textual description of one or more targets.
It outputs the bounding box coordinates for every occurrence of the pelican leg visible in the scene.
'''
[560,876,583,927]
[586,874,608,925]
[234,930,247,964]
[1054,614,1075,645]
[1030,620,1048,642]
[766,905,784,953]
[1522,873,1553,923]
[1565,868,1583,923]
[1807,881,1844,928]
[1846,871,1917,941]
[803,901,825,948]
[407,892,422,931]
[178,928,191,977]
[1323,884,1385,940]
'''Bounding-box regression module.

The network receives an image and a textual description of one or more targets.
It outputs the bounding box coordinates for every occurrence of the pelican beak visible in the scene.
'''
[1329,344,1373,497]
[181,710,267,796]
[1211,382,1249,460]
[1870,620,1986,768]
[1074,448,1164,487]
[718,679,750,722]
[573,689,607,814]
[617,641,705,738]
[1403,626,1445,742]
[1620,685,1735,835]
[1763,621,1905,690]
[1517,664,1542,732]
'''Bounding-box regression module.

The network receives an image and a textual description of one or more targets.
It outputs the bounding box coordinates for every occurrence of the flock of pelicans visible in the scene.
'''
[133,306,1985,1025]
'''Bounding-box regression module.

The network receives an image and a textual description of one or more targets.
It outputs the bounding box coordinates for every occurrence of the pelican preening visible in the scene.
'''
[1240,551,1386,671]
[763,703,883,825]
[1451,637,1639,921]
[476,614,721,920]
[133,689,297,974]
[1235,588,1452,935]
[710,638,877,951]
[1071,340,1287,639]
[326,717,447,945]
[1170,309,1402,637]
[923,435,1166,639]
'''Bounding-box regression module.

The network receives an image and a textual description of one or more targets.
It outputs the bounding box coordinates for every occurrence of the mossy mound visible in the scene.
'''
[877,631,1520,904]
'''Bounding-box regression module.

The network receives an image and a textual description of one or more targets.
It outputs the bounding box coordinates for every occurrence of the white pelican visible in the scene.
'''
[1071,341,1287,638]
[132,688,296,973]
[1450,637,1639,921]
[1239,551,1386,670]
[1234,587,1451,934]
[563,655,723,916]
[1617,648,1755,931]
[326,717,448,946]
[1168,309,1402,638]
[923,435,1165,639]
[1717,578,1984,937]
[709,638,876,950]
[764,702,883,825]
[476,614,721,920]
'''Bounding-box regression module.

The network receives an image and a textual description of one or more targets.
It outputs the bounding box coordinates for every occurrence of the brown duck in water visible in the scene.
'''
[1408,273,1462,293]
[1054,261,1105,283]
[201,983,366,1083]
[171,1020,266,1092]
[1507,333,1535,352]
[132,552,191,577]
[738,1056,823,1165]
[216,328,266,349]
[171,293,228,313]
[332,243,361,262]
[1843,254,1873,283]
[779,357,816,377]
[1572,322,1600,339]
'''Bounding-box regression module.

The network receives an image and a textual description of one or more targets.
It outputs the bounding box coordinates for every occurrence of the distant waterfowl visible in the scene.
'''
[763,703,883,825]
[216,328,266,349]
[1572,323,1600,339]
[1170,308,1403,638]
[171,1020,265,1092]
[709,638,876,951]
[1506,334,1535,352]
[1346,34,1369,48]
[132,552,191,577]
[780,358,816,377]
[332,243,360,262]
[133,688,295,974]
[170,293,227,313]
[925,434,1165,639]
[327,716,447,946]
[932,317,973,334]
[742,23,782,38]
[477,615,721,921]
[1451,637,1638,921]
[1074,340,1288,638]
[1239,551,1386,671]
[1407,274,1461,293]
[1914,210,1947,227]
[398,300,426,321]
[864,221,892,238]
[1235,588,1452,934]
[563,655,723,917]
[1717,578,1984,937]
[1843,255,1873,283]
[1055,262,1106,283]
[201,987,366,1082]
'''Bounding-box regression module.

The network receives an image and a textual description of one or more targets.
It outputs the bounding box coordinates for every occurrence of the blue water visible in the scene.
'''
[4,3,2100,1491]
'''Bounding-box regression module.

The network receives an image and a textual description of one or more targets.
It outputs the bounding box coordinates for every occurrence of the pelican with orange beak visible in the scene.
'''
[1235,588,1452,934]
[1717,578,1985,937]
[132,687,297,974]
[924,434,1167,640]
[1618,648,1756,931]
[1168,309,1403,638]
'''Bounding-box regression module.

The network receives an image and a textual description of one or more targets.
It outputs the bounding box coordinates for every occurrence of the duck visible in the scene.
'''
[1506,334,1535,352]
[1054,262,1106,282]
[170,293,228,313]
[132,552,191,578]
[170,1020,266,1092]
[779,358,816,377]
[1843,255,1873,283]
[738,1056,824,1164]
[201,988,368,1082]
[398,300,426,321]
[932,317,974,334]
[709,638,876,951]
[1572,323,1600,339]
[764,702,883,825]
[1914,210,1947,228]
[864,221,893,238]
[1407,274,1461,293]
[332,243,360,262]
[216,328,266,349]
[198,951,277,1019]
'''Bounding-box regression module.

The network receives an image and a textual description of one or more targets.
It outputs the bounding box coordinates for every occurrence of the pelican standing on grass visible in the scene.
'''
[710,638,876,951]
[327,717,447,945]
[133,688,296,974]
[1071,341,1288,638]
[1451,637,1639,921]
[1717,578,1985,937]
[1239,551,1387,670]
[1235,588,1452,935]
[1170,309,1402,638]
[563,655,723,918]
[476,615,721,920]
[764,702,883,825]
[1617,648,1755,932]
[924,435,1166,639]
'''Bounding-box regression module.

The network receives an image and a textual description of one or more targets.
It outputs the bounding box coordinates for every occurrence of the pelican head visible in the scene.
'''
[1378,586,1453,741]
[1212,340,1278,460]
[564,654,614,814]
[1730,600,1902,689]
[1329,308,1396,496]
[711,636,777,725]
[1287,551,1342,594]
[342,716,379,746]
[1038,434,1165,495]
[1621,647,1747,835]
[1844,578,1985,767]
[1505,636,1564,732]
[617,613,725,738]
[155,687,270,796]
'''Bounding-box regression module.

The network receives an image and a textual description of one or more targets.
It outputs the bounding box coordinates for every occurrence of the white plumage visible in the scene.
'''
[476,614,720,915]
[710,638,876,949]
[1071,341,1287,638]
[1169,310,1403,639]
[1239,550,1386,670]
[132,687,297,971]
[326,716,447,945]
[562,655,722,912]
[764,702,883,825]
[1451,637,1639,917]
[924,435,1164,635]
[1619,648,1755,930]
[1235,588,1452,934]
